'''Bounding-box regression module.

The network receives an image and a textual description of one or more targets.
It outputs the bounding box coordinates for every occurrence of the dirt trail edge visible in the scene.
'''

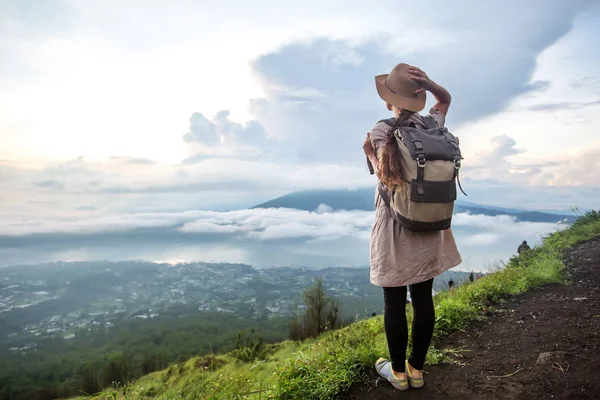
[346,236,600,400]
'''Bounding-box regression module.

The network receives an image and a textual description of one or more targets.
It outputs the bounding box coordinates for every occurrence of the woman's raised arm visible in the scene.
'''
[408,66,451,116]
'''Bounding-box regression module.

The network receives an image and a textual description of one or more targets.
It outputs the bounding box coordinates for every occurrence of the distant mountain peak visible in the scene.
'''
[252,188,574,223]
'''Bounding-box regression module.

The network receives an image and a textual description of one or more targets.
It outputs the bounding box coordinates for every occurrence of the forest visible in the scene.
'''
[0,309,289,400]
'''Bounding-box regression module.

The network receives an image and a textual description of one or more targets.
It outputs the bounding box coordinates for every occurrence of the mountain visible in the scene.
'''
[253,188,376,212]
[252,188,574,223]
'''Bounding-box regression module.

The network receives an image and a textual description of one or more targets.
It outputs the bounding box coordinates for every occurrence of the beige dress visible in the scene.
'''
[369,108,462,287]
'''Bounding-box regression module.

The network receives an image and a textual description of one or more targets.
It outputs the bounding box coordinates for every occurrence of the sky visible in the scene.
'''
[0,0,599,269]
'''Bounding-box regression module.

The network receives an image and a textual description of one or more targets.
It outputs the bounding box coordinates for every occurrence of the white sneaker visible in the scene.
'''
[375,358,409,391]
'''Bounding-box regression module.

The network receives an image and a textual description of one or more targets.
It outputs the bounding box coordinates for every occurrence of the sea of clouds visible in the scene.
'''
[0,205,565,271]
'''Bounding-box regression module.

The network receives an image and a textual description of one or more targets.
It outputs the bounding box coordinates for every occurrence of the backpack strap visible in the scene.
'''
[377,118,396,127]
[368,119,396,175]
[377,182,391,208]
[377,117,417,132]
[377,183,403,224]
[421,115,438,129]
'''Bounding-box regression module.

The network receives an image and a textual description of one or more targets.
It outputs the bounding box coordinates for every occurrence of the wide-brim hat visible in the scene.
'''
[375,63,426,112]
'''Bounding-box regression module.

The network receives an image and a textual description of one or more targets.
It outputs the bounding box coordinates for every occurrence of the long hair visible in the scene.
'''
[378,107,413,189]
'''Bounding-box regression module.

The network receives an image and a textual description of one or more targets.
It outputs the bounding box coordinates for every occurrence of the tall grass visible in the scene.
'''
[78,347,297,400]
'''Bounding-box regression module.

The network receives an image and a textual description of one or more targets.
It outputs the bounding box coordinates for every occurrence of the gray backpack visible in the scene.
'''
[375,116,466,232]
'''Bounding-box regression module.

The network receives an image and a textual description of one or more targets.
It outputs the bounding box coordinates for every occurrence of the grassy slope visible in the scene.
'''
[80,211,600,400]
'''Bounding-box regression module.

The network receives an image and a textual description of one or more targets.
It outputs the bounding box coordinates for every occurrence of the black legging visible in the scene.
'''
[383,278,435,372]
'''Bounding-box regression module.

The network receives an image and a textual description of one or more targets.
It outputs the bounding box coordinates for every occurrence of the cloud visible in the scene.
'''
[179,207,375,241]
[527,99,600,112]
[242,2,590,166]
[178,221,248,234]
[34,179,66,190]
[0,0,79,38]
[4,153,373,196]
[0,154,381,224]
[463,135,529,181]
[181,110,271,162]
[466,233,502,246]
[0,206,375,239]
[0,205,565,271]
[0,0,82,85]
[488,136,524,158]
[0,202,561,242]
[182,112,221,146]
[462,131,600,190]
[75,205,97,211]
[109,156,158,166]
[569,74,600,92]
[452,212,560,233]
[541,146,600,186]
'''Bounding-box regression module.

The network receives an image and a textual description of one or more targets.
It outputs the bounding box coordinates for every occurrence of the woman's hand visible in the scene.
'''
[363,132,379,176]
[363,132,375,156]
[408,66,434,94]
[408,65,452,115]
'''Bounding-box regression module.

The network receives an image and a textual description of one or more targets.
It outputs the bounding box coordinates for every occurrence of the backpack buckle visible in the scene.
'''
[417,156,426,168]
[454,159,461,169]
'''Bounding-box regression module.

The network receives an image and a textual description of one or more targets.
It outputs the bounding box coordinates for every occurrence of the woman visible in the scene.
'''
[362,63,462,391]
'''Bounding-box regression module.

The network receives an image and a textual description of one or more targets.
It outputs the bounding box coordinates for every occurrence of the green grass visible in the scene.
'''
[77,210,600,400]
[73,342,305,400]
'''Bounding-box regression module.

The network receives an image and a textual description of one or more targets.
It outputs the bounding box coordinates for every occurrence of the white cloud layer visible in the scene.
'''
[0,203,562,242]
[0,205,565,271]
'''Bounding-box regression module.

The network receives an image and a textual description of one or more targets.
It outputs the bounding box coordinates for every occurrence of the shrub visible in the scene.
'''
[235,328,265,362]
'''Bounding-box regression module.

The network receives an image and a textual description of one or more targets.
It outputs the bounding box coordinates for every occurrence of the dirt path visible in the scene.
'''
[345,236,600,400]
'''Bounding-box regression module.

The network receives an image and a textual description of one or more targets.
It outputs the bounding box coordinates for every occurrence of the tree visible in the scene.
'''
[142,350,162,375]
[303,277,328,337]
[288,311,304,342]
[235,328,264,362]
[77,362,103,395]
[289,277,343,341]
[104,352,132,387]
[326,296,341,331]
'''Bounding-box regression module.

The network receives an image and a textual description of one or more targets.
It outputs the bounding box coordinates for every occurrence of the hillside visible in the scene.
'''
[71,210,600,400]
[0,262,472,400]
[252,188,574,224]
